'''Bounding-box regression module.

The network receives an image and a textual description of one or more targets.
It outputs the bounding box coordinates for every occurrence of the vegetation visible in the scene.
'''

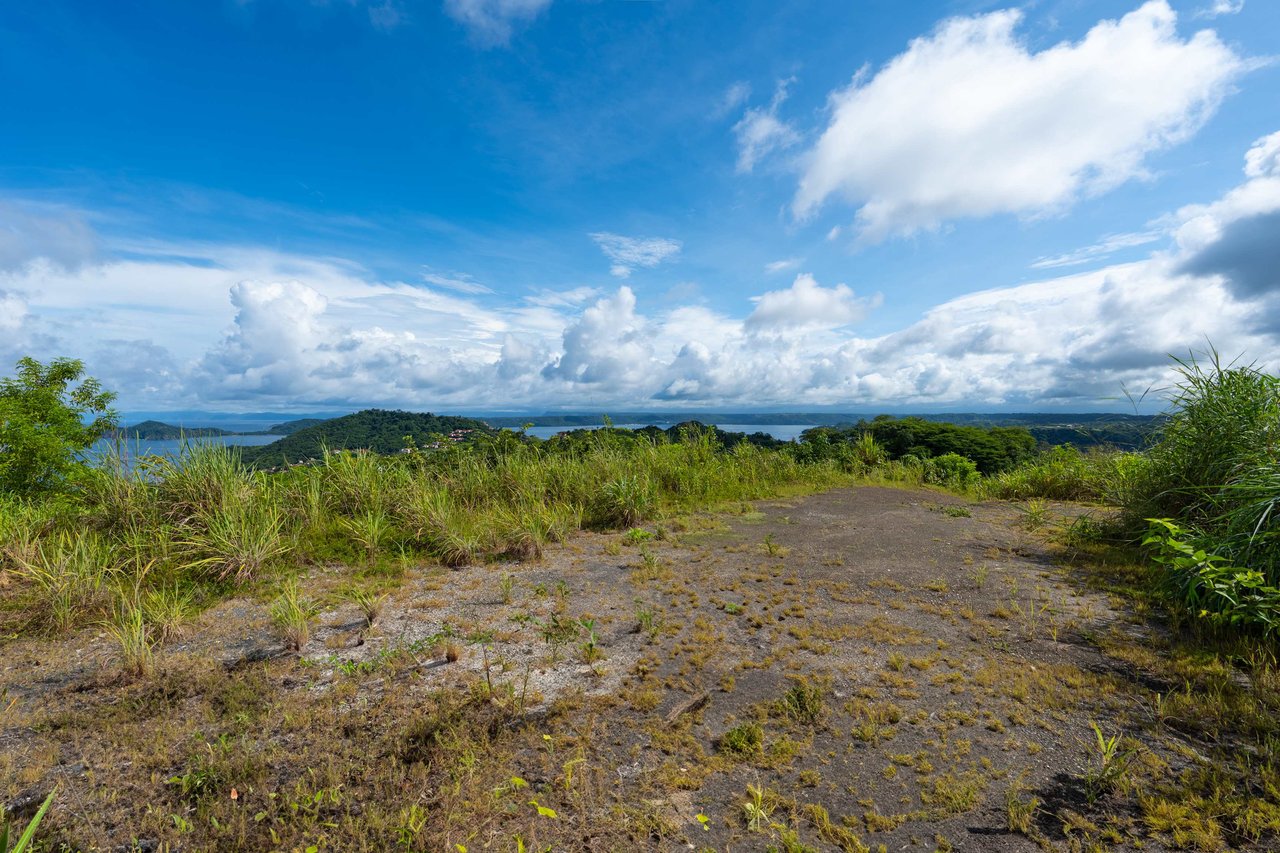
[801,416,1037,475]
[238,408,491,466]
[0,357,117,496]
[111,420,234,440]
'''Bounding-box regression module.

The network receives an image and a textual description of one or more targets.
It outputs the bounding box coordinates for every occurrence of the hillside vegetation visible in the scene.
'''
[238,409,492,467]
[113,420,235,440]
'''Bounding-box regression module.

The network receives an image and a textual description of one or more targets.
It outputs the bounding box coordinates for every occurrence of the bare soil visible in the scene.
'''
[0,486,1262,851]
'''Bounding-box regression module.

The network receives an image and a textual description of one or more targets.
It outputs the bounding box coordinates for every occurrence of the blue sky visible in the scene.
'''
[1,0,1278,413]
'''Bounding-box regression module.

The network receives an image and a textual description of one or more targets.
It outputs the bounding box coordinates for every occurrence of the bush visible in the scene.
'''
[0,357,117,497]
[1133,355,1280,583]
[922,453,981,490]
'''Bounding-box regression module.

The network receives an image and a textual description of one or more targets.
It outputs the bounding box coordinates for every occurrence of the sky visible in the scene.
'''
[1,0,1278,415]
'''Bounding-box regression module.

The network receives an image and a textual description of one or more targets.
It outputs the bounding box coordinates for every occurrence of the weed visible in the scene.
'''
[1082,722,1136,804]
[1019,499,1051,531]
[743,783,773,831]
[780,681,824,724]
[0,786,55,853]
[140,584,196,643]
[271,578,320,651]
[1004,780,1040,835]
[720,722,765,758]
[578,618,604,663]
[623,528,653,545]
[499,572,516,604]
[104,601,154,677]
[340,509,392,563]
[763,533,789,557]
[347,587,388,627]
[634,601,660,640]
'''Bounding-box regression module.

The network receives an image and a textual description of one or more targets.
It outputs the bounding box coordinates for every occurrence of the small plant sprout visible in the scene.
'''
[623,527,653,546]
[762,533,788,557]
[538,613,576,664]
[348,587,388,627]
[634,600,661,640]
[578,618,604,663]
[499,572,516,604]
[695,813,710,832]
[1082,721,1136,804]
[1020,498,1051,531]
[743,783,772,832]
[529,799,558,819]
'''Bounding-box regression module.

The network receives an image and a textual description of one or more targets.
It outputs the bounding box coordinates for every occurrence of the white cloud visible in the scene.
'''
[541,286,653,385]
[1244,130,1280,179]
[1030,230,1163,269]
[1175,131,1280,299]
[1198,0,1245,18]
[764,257,802,274]
[524,286,599,308]
[716,82,752,118]
[443,0,551,46]
[733,78,800,174]
[0,290,27,332]
[421,268,493,295]
[0,201,98,271]
[793,1,1251,243]
[589,232,682,278]
[746,273,877,331]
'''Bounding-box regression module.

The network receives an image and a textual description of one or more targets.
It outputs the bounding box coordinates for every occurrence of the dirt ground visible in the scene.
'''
[1,486,1267,852]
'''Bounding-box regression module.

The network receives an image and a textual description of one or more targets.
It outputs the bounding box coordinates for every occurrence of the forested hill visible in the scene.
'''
[239,409,491,467]
[113,420,234,440]
[266,418,328,435]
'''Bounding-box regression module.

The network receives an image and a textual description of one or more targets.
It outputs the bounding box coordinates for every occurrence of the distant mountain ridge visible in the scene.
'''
[113,420,236,440]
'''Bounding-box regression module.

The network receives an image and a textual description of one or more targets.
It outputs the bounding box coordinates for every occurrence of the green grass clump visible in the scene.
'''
[719,722,764,758]
[271,578,320,651]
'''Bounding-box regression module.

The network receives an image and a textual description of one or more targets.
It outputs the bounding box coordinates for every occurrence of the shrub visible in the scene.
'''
[0,357,117,497]
[923,453,981,491]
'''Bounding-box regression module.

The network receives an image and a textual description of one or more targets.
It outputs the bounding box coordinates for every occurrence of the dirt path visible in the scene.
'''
[1,487,1252,851]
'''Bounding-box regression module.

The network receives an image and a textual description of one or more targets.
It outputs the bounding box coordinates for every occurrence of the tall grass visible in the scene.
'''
[13,530,118,633]
[990,353,1280,638]
[4,425,860,636]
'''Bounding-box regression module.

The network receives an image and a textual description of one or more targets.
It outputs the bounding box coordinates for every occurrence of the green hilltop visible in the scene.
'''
[239,409,491,467]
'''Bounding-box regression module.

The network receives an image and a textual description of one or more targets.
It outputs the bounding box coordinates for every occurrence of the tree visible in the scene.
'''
[0,357,118,496]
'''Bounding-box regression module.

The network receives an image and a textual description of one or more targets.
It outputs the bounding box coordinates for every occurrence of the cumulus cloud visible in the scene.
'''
[1176,131,1280,299]
[541,286,653,385]
[443,0,551,46]
[589,232,681,278]
[793,1,1250,243]
[746,273,877,331]
[733,79,800,174]
[6,131,1280,411]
